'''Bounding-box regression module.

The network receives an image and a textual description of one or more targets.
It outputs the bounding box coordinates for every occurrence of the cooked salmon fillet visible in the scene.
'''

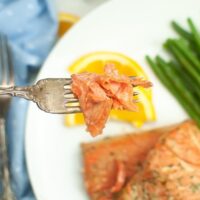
[81,126,174,200]
[71,64,152,136]
[119,120,200,200]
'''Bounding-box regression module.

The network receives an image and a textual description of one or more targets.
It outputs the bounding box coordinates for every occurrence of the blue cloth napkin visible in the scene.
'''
[0,0,58,199]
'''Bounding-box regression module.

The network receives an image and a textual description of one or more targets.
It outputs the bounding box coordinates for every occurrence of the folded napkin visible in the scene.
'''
[0,0,57,199]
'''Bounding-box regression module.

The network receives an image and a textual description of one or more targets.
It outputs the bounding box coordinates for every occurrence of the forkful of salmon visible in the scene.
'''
[0,76,149,113]
[0,65,152,135]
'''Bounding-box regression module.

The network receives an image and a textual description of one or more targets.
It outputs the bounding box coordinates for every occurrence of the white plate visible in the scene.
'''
[26,0,200,199]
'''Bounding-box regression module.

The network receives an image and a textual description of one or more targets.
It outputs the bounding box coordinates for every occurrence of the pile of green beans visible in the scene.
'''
[146,18,200,126]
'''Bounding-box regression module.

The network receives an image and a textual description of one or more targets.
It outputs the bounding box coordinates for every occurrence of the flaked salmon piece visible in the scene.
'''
[71,73,112,136]
[71,64,151,136]
[119,120,200,200]
[110,160,126,193]
[98,64,138,111]
[81,126,174,200]
[131,77,152,88]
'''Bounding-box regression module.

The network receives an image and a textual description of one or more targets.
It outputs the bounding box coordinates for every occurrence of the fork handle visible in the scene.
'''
[0,86,34,101]
[0,118,16,200]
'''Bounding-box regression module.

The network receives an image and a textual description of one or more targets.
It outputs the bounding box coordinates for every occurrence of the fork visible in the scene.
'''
[0,34,16,199]
[0,76,140,114]
[0,78,81,114]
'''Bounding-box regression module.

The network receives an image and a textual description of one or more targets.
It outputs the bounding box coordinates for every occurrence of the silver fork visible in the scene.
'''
[0,34,16,199]
[0,78,81,114]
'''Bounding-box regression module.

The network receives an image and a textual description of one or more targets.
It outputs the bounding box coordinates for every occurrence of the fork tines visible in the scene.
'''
[63,82,80,113]
[63,77,139,111]
[64,82,79,104]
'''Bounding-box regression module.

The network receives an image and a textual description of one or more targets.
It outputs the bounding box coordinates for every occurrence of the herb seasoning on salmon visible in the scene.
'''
[119,120,200,200]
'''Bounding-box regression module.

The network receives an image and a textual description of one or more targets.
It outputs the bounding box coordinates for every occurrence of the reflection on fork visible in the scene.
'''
[0,33,16,200]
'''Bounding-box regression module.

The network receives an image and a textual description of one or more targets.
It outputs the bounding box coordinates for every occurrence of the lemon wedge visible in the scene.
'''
[65,51,156,127]
[58,13,79,37]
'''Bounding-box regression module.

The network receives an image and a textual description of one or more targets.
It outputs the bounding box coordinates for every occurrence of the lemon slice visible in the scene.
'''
[69,51,146,76]
[65,51,156,127]
[58,13,79,37]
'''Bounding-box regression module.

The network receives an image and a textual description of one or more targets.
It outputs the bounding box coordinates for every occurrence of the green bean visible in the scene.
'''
[172,20,200,57]
[168,61,200,100]
[187,18,200,52]
[164,39,200,85]
[155,56,200,116]
[146,56,200,125]
[173,39,200,73]
[171,21,193,41]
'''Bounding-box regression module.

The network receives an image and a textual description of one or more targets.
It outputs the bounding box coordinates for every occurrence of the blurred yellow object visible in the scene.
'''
[65,51,156,127]
[58,13,79,37]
